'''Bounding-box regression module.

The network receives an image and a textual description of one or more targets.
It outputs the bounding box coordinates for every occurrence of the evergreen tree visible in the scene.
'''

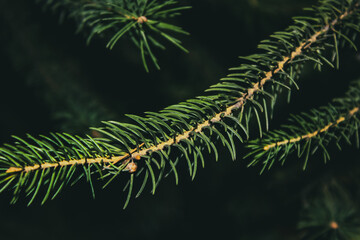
[1,0,360,239]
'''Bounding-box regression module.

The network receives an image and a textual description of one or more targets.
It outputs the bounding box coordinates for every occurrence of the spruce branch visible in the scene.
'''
[246,79,360,172]
[262,107,359,151]
[38,0,190,71]
[1,0,360,206]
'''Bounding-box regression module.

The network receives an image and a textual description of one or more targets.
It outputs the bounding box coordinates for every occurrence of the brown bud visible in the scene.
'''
[137,16,148,23]
[127,162,137,173]
[329,221,339,229]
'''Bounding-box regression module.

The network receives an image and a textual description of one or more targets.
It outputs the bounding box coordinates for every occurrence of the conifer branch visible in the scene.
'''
[246,80,360,172]
[7,0,358,174]
[262,106,359,151]
[1,0,360,205]
[5,144,143,174]
[38,0,190,71]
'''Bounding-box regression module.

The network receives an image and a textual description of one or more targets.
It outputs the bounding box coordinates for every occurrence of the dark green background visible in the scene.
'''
[0,0,360,239]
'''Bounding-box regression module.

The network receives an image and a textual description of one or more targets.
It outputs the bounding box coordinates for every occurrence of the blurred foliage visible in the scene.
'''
[298,180,360,240]
[37,0,191,71]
